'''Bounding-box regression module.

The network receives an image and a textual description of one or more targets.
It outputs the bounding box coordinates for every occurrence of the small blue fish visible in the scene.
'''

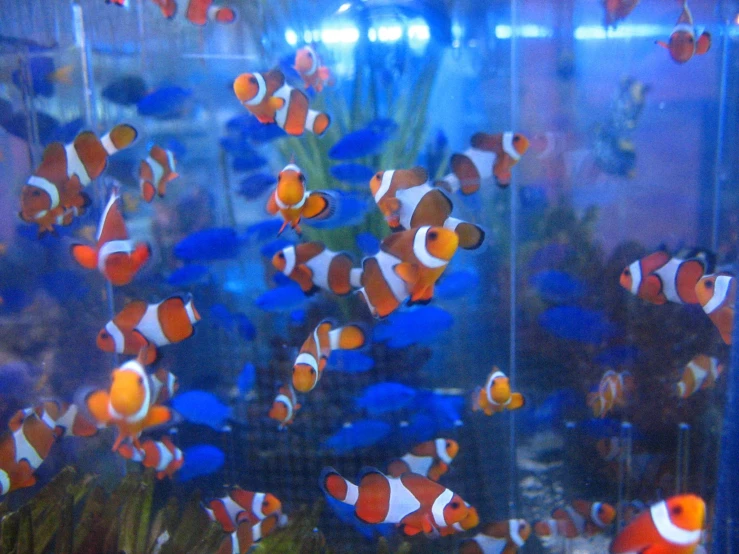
[219,135,257,158]
[594,345,640,367]
[260,239,294,258]
[209,304,234,332]
[225,114,286,143]
[530,270,585,304]
[255,284,307,312]
[396,413,437,446]
[0,287,30,313]
[237,362,256,397]
[243,219,284,242]
[231,153,268,172]
[355,232,380,256]
[174,228,243,261]
[517,388,581,432]
[328,119,398,160]
[420,392,464,429]
[239,173,277,200]
[538,306,618,344]
[2,111,60,145]
[272,272,294,287]
[355,383,417,416]
[435,270,479,300]
[137,86,191,119]
[172,391,232,431]
[235,313,256,341]
[329,163,376,183]
[305,192,370,230]
[177,444,225,482]
[167,265,210,286]
[324,496,394,539]
[48,118,85,144]
[373,306,453,348]
[321,420,392,453]
[102,75,147,106]
[11,56,56,98]
[290,309,307,324]
[327,350,375,373]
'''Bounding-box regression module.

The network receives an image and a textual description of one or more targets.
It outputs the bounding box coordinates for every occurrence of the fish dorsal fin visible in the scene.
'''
[409,166,429,183]
[265,69,286,93]
[295,242,326,263]
[469,132,500,152]
[97,190,129,245]
[114,300,149,330]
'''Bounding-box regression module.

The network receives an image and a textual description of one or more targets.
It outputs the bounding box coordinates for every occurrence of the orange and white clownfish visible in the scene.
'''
[587,370,634,419]
[266,164,334,235]
[268,383,301,430]
[436,132,529,194]
[292,320,365,393]
[205,487,283,532]
[233,70,330,136]
[53,402,99,437]
[70,189,151,286]
[472,367,525,416]
[272,242,354,296]
[185,0,237,25]
[459,519,531,554]
[149,367,179,405]
[150,0,177,19]
[427,504,478,538]
[84,348,173,452]
[619,250,671,303]
[117,435,184,479]
[369,167,485,250]
[355,225,459,318]
[610,495,704,554]
[386,438,459,482]
[676,354,723,399]
[596,436,623,462]
[217,514,279,554]
[139,145,178,202]
[96,294,201,364]
[294,46,332,92]
[695,273,735,345]
[535,500,616,539]
[656,1,711,64]
[320,466,469,536]
[19,124,138,235]
[603,0,640,28]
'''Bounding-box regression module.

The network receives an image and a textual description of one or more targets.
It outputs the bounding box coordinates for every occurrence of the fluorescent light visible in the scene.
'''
[337,2,351,13]
[368,28,377,41]
[285,29,298,46]
[321,26,359,44]
[408,24,430,41]
[304,30,313,42]
[377,25,403,42]
[574,24,672,40]
[495,24,551,38]
[495,25,512,39]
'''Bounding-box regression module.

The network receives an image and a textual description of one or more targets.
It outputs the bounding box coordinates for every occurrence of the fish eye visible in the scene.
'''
[428,231,438,240]
[249,76,257,85]
[307,52,313,59]
[375,172,382,180]
[101,332,110,339]
[263,500,270,507]
[446,440,451,448]
[278,252,285,259]
[513,135,520,143]
[138,377,144,385]
[310,368,316,375]
[623,269,630,276]
[450,501,460,509]
[299,174,306,183]
[705,280,714,289]
[32,190,41,197]
[672,505,683,516]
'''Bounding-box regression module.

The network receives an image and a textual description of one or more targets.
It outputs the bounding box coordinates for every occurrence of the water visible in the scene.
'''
[0,0,737,552]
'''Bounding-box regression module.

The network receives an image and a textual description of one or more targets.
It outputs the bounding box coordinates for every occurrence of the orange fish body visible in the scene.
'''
[587,370,634,418]
[217,514,279,554]
[459,519,531,554]
[294,46,332,92]
[603,0,640,28]
[54,402,99,438]
[386,438,459,482]
[272,242,354,296]
[535,501,615,539]
[292,320,365,393]
[676,354,723,398]
[321,467,469,536]
[70,189,151,286]
[472,368,525,416]
[268,384,301,429]
[118,435,184,479]
[139,145,178,202]
[619,250,671,304]
[610,495,705,554]
[265,164,334,234]
[150,0,177,18]
[186,0,236,25]
[656,2,711,64]
[695,273,735,345]
[206,488,283,532]
[370,167,485,250]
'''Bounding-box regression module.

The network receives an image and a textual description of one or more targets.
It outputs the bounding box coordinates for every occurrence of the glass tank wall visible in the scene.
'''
[0,0,737,553]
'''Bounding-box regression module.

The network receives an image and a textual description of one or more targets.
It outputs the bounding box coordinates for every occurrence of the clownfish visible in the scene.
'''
[596,436,623,462]
[185,0,237,25]
[587,370,634,418]
[266,164,334,235]
[386,438,459,482]
[369,167,485,250]
[96,294,201,364]
[150,0,177,19]
[53,402,99,438]
[149,367,179,405]
[216,514,279,554]
[205,487,283,533]
[436,132,529,194]
[139,145,178,202]
[603,0,640,28]
[656,1,711,64]
[70,189,151,286]
[117,435,184,479]
[610,495,704,554]
[355,225,459,318]
[676,354,723,399]
[84,347,173,452]
[320,466,470,536]
[431,505,479,538]
[459,519,532,554]
[268,383,301,429]
[695,273,735,345]
[233,69,330,136]
[292,320,366,393]
[19,123,137,235]
[472,367,525,416]
[272,242,354,296]
[535,500,616,539]
[294,46,332,92]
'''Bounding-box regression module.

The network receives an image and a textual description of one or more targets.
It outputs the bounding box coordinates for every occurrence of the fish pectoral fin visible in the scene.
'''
[403,525,423,536]
[268,96,285,111]
[410,285,434,303]
[70,244,98,270]
[508,392,525,410]
[655,40,669,49]
[266,194,280,215]
[86,390,112,424]
[394,262,420,286]
[143,405,173,429]
[696,32,711,55]
[317,67,331,80]
[421,516,434,534]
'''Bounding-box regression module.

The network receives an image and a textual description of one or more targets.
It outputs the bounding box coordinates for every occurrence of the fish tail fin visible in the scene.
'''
[131,242,152,269]
[70,244,98,270]
[329,324,366,351]
[303,191,335,221]
[208,5,237,24]
[305,110,331,136]
[320,467,358,506]
[655,40,669,50]
[470,387,482,412]
[103,124,138,155]
[184,294,201,324]
[444,217,485,250]
[696,31,711,55]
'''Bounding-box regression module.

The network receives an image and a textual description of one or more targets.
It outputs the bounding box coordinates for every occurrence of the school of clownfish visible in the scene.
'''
[6,1,726,551]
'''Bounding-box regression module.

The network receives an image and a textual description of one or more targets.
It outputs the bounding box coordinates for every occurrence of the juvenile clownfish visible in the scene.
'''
[139,145,178,202]
[619,250,671,302]
[459,519,531,554]
[205,487,283,533]
[233,69,330,136]
[603,0,640,28]
[117,435,184,479]
[587,370,634,418]
[293,46,332,92]
[436,132,529,194]
[535,500,616,539]
[432,505,479,538]
[369,167,485,250]
[610,495,704,554]
[656,1,711,64]
[149,367,179,405]
[84,347,173,452]
[320,466,469,536]
[266,164,334,235]
[150,0,177,19]
[216,514,279,554]
[19,124,137,235]
[472,367,525,416]
[272,242,354,296]
[386,438,459,482]
[268,383,301,430]
[676,354,723,399]
[292,320,366,393]
[695,273,735,345]
[70,189,151,286]
[185,0,237,25]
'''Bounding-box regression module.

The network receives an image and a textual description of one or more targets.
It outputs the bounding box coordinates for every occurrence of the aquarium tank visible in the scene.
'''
[0,0,738,552]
